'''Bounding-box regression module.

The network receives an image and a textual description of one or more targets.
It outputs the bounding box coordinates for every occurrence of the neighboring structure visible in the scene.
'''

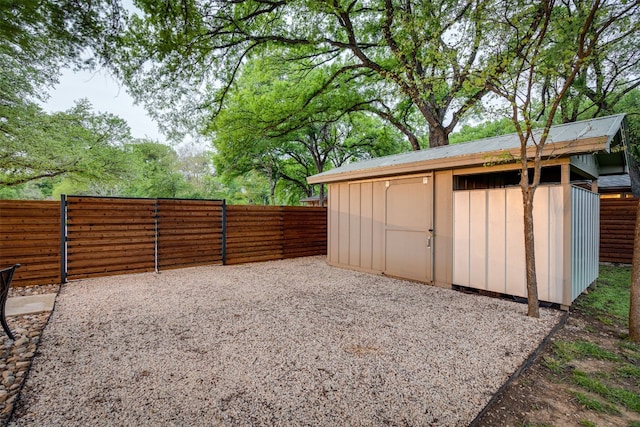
[308,114,630,308]
[598,174,633,198]
[597,174,637,264]
[300,195,327,207]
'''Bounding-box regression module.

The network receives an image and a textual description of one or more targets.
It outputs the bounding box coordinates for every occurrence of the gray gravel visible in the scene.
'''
[10,256,561,426]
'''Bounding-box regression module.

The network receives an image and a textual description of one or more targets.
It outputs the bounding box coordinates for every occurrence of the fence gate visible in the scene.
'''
[64,196,158,281]
[64,196,225,281]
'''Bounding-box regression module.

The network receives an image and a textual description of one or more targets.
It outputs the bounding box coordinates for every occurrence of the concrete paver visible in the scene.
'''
[6,294,56,316]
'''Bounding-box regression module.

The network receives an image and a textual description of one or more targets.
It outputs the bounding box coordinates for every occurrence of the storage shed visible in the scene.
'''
[307,114,631,307]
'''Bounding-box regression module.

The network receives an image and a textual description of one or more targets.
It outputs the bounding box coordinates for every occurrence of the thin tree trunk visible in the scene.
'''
[630,199,640,341]
[319,184,325,207]
[408,134,421,151]
[523,184,540,318]
[269,178,276,205]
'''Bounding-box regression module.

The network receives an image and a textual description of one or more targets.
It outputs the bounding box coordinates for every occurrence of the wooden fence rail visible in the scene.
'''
[600,197,638,264]
[0,197,327,286]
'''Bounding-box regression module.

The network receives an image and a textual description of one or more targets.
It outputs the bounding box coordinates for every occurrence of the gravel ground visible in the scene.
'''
[10,256,561,426]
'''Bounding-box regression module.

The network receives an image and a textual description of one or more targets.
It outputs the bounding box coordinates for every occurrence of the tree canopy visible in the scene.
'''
[0,0,135,192]
[552,0,640,122]
[117,0,544,148]
[208,54,408,203]
[0,100,131,187]
[3,0,639,207]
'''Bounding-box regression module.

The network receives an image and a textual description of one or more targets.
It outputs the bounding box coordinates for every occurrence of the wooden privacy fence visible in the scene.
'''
[65,197,226,280]
[1,196,326,286]
[0,201,61,286]
[225,206,328,265]
[156,199,225,271]
[600,197,638,264]
[65,197,158,281]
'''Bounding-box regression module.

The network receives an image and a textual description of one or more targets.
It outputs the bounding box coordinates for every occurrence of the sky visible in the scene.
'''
[41,0,168,145]
[40,67,165,143]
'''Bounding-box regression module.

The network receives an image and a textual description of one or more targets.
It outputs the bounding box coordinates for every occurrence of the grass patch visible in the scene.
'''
[616,364,640,383]
[620,341,640,352]
[552,341,575,363]
[620,341,640,362]
[573,370,640,413]
[573,370,609,394]
[612,387,640,411]
[552,340,620,363]
[517,266,640,425]
[571,390,620,414]
[542,354,565,374]
[597,315,616,326]
[576,265,630,327]
[572,340,619,361]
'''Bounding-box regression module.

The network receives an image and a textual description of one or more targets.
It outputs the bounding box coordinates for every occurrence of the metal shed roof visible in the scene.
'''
[308,114,626,184]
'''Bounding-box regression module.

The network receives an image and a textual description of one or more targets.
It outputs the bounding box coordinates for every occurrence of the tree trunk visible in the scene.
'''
[523,185,540,318]
[428,125,449,148]
[408,133,421,151]
[319,184,325,207]
[630,199,640,341]
[269,178,276,205]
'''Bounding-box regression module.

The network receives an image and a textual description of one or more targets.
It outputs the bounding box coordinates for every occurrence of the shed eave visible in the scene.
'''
[308,136,609,184]
[603,113,627,150]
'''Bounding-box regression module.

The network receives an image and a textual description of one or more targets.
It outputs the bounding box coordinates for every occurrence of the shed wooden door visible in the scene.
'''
[384,176,433,282]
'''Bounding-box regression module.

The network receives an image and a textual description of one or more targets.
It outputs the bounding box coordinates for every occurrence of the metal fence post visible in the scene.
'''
[221,200,227,265]
[60,194,67,284]
[154,200,159,273]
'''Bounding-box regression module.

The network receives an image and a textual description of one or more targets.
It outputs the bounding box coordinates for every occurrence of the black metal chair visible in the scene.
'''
[0,264,20,340]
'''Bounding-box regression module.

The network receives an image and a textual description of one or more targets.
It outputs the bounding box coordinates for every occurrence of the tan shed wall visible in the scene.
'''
[327,180,387,274]
[433,170,453,288]
[453,185,566,304]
